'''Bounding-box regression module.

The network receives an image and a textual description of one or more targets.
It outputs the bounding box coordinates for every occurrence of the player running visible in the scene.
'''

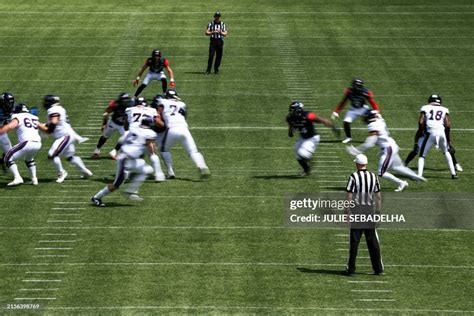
[92,92,132,159]
[331,78,380,144]
[0,104,42,186]
[38,95,93,183]
[416,95,458,179]
[153,89,210,179]
[0,92,14,170]
[347,110,426,192]
[133,49,175,97]
[91,117,164,207]
[286,101,338,176]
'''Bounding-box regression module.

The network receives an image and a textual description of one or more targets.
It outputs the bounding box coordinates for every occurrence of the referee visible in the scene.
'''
[344,154,384,276]
[205,11,227,74]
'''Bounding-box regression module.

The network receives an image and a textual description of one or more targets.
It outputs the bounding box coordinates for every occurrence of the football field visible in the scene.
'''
[0,0,473,314]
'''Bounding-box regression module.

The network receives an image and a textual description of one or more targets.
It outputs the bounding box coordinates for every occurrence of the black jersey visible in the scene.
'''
[106,100,128,126]
[287,111,317,139]
[145,57,169,74]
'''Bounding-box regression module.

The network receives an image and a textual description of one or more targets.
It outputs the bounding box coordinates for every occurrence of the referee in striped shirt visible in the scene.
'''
[205,11,227,74]
[344,154,384,276]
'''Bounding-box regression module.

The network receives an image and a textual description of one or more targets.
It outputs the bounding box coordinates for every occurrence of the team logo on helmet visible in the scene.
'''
[151,49,161,58]
[428,94,442,104]
[151,94,165,108]
[13,103,29,114]
[289,101,304,114]
[165,89,181,100]
[351,78,364,91]
[43,95,60,110]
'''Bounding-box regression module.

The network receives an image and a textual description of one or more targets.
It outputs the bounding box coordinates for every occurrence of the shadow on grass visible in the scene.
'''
[253,175,304,180]
[297,267,343,275]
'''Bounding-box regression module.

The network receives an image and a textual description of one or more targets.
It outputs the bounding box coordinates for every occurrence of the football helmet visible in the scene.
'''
[0,92,15,114]
[351,78,364,91]
[117,92,131,106]
[151,94,165,108]
[43,95,60,109]
[428,94,442,104]
[289,101,304,114]
[13,103,29,114]
[165,89,181,100]
[151,49,161,58]
[136,96,147,107]
[363,109,380,124]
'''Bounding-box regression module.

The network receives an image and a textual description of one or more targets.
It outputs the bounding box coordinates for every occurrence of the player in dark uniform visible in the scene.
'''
[287,101,338,176]
[133,49,175,97]
[331,78,380,143]
[0,92,14,171]
[91,92,132,159]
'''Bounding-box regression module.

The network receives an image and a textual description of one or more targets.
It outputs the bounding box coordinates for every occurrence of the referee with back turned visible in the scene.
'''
[205,11,227,74]
[344,154,384,276]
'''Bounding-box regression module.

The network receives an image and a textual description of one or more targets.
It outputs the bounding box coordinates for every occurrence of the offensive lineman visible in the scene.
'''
[0,104,41,186]
[416,95,457,179]
[92,92,131,159]
[38,95,93,183]
[91,117,163,207]
[133,49,175,97]
[153,89,210,179]
[286,101,338,176]
[0,92,14,170]
[331,78,380,143]
[347,110,426,192]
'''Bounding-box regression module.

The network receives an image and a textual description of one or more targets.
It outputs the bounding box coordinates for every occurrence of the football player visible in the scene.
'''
[38,95,93,183]
[0,92,14,170]
[416,95,457,179]
[91,117,164,207]
[154,89,210,179]
[287,101,338,176]
[92,92,132,159]
[347,110,426,192]
[331,78,380,143]
[0,104,42,186]
[133,49,175,97]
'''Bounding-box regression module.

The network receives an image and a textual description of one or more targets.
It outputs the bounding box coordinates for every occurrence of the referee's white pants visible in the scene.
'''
[418,131,455,176]
[160,127,208,170]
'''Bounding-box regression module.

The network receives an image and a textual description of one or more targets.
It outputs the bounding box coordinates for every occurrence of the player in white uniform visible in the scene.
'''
[122,97,165,182]
[0,92,14,170]
[347,110,426,192]
[91,117,162,207]
[38,95,93,183]
[417,95,457,179]
[154,90,210,179]
[0,104,42,186]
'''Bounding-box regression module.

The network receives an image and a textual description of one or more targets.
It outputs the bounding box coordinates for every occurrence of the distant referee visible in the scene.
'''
[344,154,384,276]
[205,11,227,74]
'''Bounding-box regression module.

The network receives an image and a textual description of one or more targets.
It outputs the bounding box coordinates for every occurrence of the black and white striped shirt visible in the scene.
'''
[346,170,380,206]
[207,21,226,40]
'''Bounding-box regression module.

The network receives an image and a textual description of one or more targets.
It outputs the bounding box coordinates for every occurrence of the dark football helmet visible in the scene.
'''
[136,97,147,107]
[428,94,442,104]
[0,92,15,114]
[43,95,60,110]
[13,103,29,114]
[151,49,161,58]
[151,94,165,108]
[351,78,364,91]
[165,89,181,100]
[117,92,131,106]
[363,109,380,124]
[289,101,304,114]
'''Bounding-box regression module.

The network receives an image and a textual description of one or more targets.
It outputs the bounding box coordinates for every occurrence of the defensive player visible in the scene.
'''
[347,110,426,192]
[91,117,163,207]
[286,101,338,176]
[92,92,131,159]
[133,49,175,97]
[331,78,380,143]
[0,92,14,170]
[38,95,93,183]
[0,104,41,186]
[416,95,457,179]
[155,89,210,179]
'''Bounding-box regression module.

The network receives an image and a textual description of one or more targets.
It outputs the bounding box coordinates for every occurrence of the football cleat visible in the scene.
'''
[56,171,68,183]
[452,174,459,180]
[31,177,38,186]
[155,172,166,182]
[395,181,409,192]
[91,197,105,207]
[7,177,24,187]
[126,193,144,202]
[342,137,353,144]
[81,169,93,179]
[77,136,89,144]
[199,167,211,179]
[91,153,100,159]
[456,164,463,172]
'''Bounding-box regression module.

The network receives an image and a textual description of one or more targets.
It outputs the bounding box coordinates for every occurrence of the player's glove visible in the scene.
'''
[133,77,140,87]
[346,145,362,156]
[331,112,339,120]
[169,79,175,88]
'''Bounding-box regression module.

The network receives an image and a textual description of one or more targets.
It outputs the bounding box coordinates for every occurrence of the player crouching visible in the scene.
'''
[91,116,164,207]
[286,101,338,176]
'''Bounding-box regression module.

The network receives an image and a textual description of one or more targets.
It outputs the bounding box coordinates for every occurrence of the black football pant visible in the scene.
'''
[347,228,383,274]
[207,40,224,72]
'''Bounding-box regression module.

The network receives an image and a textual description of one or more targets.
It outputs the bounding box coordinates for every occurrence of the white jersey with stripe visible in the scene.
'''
[47,104,73,139]
[367,118,397,149]
[11,112,41,143]
[126,106,157,128]
[420,103,449,134]
[121,126,157,159]
[160,98,188,128]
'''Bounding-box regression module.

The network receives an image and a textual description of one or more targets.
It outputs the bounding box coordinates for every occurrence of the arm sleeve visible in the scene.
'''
[374,174,381,193]
[367,90,380,111]
[164,59,169,67]
[346,175,355,193]
[106,100,117,112]
[335,89,350,113]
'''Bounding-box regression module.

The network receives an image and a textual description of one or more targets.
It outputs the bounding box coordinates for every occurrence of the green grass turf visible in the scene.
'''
[0,0,473,314]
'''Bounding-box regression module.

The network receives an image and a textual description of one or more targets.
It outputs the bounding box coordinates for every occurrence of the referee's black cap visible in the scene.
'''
[214,11,221,17]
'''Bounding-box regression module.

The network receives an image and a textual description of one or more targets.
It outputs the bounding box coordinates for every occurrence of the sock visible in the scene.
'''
[297,159,310,173]
[343,122,351,138]
[25,160,37,178]
[444,151,456,175]
[190,152,207,169]
[404,150,418,166]
[114,142,122,151]
[134,84,147,97]
[161,78,168,93]
[69,156,89,173]
[149,153,163,175]
[94,186,110,199]
[53,156,65,173]
[8,163,21,179]
[96,136,108,150]
[382,172,403,185]
[417,157,425,177]
[161,151,174,173]
[450,152,458,166]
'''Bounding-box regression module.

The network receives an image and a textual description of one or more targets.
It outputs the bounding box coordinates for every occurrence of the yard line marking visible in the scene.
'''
[351,290,393,292]
[49,214,83,216]
[14,297,57,300]
[18,288,59,291]
[22,279,62,282]
[53,202,87,204]
[26,272,66,274]
[41,233,77,236]
[34,248,73,250]
[335,241,348,244]
[46,220,83,223]
[354,299,396,302]
[38,240,77,243]
[347,281,388,283]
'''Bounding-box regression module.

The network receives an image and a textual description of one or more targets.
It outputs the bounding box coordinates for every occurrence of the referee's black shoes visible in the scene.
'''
[341,270,354,276]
